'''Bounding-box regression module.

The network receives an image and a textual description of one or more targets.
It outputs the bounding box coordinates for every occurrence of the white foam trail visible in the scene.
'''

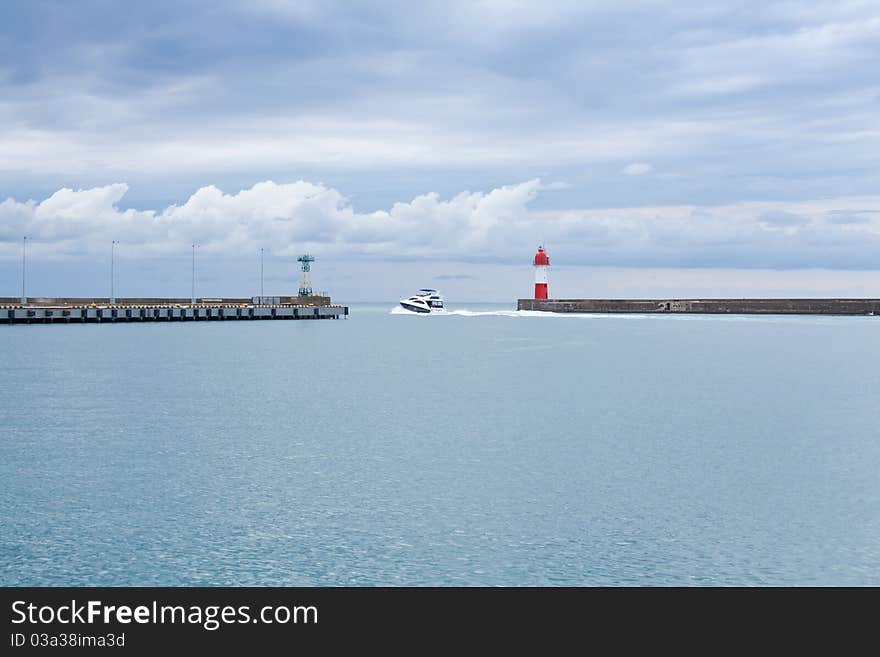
[391,306,615,318]
[446,309,528,317]
[388,306,854,324]
[390,306,524,317]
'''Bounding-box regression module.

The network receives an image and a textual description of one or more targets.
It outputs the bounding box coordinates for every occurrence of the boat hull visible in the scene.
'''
[400,301,431,313]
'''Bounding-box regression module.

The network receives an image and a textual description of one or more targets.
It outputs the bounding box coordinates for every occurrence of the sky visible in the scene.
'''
[1,0,879,301]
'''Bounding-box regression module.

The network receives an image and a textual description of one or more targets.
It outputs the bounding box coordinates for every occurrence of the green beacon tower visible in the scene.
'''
[297,254,315,296]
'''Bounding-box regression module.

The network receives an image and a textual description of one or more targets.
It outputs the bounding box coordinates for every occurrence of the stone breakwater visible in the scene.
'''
[517,298,880,315]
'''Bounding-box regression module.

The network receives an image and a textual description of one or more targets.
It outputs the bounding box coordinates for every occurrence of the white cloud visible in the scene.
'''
[622,162,653,176]
[2,179,880,269]
[0,179,544,259]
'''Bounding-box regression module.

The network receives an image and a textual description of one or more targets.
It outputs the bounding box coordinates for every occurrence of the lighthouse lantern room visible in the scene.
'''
[533,246,549,299]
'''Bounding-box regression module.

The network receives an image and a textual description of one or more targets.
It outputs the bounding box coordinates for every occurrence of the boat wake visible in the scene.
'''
[390,307,557,317]
[388,306,844,323]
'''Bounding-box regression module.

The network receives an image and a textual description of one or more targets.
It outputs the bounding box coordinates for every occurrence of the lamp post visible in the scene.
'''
[21,236,27,305]
[191,244,197,305]
[111,240,118,304]
[260,248,264,298]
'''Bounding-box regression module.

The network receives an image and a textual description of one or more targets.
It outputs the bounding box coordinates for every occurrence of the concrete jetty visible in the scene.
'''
[0,296,348,324]
[517,298,880,315]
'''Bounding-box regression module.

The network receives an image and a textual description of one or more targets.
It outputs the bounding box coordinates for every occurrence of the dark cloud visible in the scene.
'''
[1,2,879,209]
[759,210,810,226]
[826,210,879,225]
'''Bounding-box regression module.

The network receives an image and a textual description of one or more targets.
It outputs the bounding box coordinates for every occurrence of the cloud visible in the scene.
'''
[758,210,810,227]
[826,209,879,225]
[0,179,543,260]
[621,163,653,176]
[2,1,880,211]
[2,179,880,270]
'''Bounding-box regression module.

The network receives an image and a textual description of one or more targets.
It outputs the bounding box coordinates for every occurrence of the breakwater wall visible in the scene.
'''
[517,298,880,315]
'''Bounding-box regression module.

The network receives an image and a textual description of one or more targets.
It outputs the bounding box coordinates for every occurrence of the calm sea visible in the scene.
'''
[2,304,879,585]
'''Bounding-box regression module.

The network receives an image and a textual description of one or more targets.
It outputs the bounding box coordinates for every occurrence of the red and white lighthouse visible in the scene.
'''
[533,246,549,299]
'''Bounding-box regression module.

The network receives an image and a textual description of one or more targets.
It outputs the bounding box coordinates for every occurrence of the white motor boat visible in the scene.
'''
[399,289,445,313]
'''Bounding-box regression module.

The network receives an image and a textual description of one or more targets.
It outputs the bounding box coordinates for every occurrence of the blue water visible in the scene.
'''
[2,304,879,585]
